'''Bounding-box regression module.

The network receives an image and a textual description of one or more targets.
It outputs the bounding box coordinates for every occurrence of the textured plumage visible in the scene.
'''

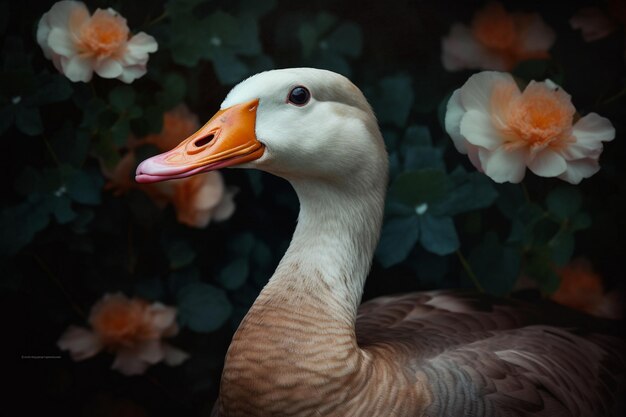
[138,68,624,416]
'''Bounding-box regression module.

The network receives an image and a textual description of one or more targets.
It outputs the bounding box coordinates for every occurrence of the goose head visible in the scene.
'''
[135,68,387,189]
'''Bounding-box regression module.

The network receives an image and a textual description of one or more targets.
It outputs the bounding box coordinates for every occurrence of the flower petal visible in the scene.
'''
[212,186,237,222]
[515,13,556,52]
[112,351,150,376]
[126,32,158,60]
[527,149,567,177]
[133,339,165,364]
[94,58,124,79]
[117,65,148,84]
[558,158,600,184]
[479,146,527,183]
[46,0,89,30]
[570,7,617,43]
[147,303,178,334]
[62,55,94,83]
[444,89,469,154]
[459,110,503,150]
[572,113,615,145]
[162,343,190,366]
[193,172,225,210]
[460,71,517,115]
[57,326,103,361]
[47,27,77,57]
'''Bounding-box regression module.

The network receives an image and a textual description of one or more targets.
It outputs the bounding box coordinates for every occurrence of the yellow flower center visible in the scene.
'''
[79,11,129,57]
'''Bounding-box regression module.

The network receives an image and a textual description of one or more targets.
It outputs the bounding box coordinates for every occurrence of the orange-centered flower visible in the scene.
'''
[37,1,158,83]
[58,293,188,375]
[445,71,615,184]
[101,105,237,228]
[442,2,555,71]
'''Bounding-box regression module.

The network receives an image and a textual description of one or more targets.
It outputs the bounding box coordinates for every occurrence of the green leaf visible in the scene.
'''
[403,125,432,147]
[177,282,233,333]
[49,124,89,167]
[570,212,591,231]
[404,146,445,172]
[157,73,186,110]
[525,251,560,294]
[549,232,574,266]
[228,233,255,257]
[212,49,249,85]
[468,233,521,295]
[298,24,317,58]
[66,169,102,205]
[108,86,135,112]
[165,0,206,15]
[372,75,413,127]
[390,169,449,207]
[0,200,50,258]
[419,214,459,256]
[218,258,249,290]
[52,195,76,224]
[167,240,196,269]
[375,216,420,268]
[238,0,277,17]
[326,22,363,58]
[31,74,72,105]
[134,277,165,301]
[14,105,42,136]
[432,170,498,216]
[495,183,525,219]
[546,186,582,220]
[110,118,130,147]
[512,59,551,82]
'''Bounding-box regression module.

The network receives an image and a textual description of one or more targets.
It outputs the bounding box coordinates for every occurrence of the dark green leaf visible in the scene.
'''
[571,212,591,231]
[108,86,135,112]
[66,169,102,205]
[0,201,50,258]
[327,22,362,57]
[32,74,72,105]
[157,73,186,109]
[14,105,42,136]
[403,125,432,147]
[375,216,420,268]
[49,124,89,167]
[468,232,521,295]
[134,277,165,301]
[212,50,249,85]
[432,170,498,216]
[52,195,76,224]
[177,282,233,332]
[546,186,582,220]
[372,75,413,127]
[419,214,459,256]
[238,0,277,17]
[218,258,249,290]
[390,169,449,207]
[525,251,560,294]
[110,118,130,146]
[549,232,574,266]
[403,146,445,172]
[167,240,196,269]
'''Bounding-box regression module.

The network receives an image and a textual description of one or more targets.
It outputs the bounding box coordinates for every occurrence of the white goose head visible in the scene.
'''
[135,68,387,191]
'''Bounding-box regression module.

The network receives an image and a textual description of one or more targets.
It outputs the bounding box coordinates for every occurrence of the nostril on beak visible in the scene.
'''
[194,134,215,148]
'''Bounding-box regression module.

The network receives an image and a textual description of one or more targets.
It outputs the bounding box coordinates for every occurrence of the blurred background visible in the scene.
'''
[4,0,625,415]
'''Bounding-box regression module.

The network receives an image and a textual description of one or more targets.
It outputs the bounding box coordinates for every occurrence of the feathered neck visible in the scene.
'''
[218,170,387,415]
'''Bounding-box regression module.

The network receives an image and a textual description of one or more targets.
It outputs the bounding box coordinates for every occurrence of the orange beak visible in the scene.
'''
[135,99,264,183]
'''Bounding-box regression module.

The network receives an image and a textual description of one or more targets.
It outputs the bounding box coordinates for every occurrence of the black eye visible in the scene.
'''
[287,86,310,106]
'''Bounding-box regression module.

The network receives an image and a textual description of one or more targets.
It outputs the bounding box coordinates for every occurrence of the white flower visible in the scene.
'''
[58,293,189,376]
[36,1,158,83]
[441,2,555,72]
[445,71,615,184]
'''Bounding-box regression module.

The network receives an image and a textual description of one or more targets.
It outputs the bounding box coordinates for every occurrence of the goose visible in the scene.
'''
[136,68,625,417]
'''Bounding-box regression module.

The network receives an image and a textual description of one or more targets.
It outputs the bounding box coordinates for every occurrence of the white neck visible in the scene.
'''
[265,177,385,318]
[218,172,387,415]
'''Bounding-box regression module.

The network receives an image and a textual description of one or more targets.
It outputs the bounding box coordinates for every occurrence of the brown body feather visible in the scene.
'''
[213,289,624,416]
